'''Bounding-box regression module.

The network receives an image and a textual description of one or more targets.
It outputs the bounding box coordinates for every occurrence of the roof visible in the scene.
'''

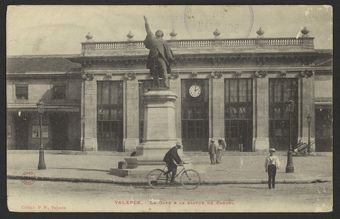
[6,55,81,74]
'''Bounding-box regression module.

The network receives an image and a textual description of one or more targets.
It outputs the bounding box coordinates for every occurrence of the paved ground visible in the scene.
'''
[7,151,332,184]
[7,180,333,212]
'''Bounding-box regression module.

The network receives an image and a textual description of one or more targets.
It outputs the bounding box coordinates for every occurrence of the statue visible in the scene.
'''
[143,16,175,88]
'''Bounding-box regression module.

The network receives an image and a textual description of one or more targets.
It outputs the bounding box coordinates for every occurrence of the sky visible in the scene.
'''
[7,5,332,56]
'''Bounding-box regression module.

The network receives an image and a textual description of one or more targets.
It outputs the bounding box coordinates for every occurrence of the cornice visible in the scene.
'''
[6,72,82,79]
[68,51,326,65]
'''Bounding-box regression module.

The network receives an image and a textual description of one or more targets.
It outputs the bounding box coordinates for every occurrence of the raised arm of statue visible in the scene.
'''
[144,16,153,36]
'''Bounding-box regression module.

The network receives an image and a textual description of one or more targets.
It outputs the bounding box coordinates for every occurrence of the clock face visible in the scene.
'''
[189,84,201,97]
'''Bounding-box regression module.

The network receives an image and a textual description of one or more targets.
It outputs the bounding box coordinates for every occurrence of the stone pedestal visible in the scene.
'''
[136,88,179,162]
[112,88,189,177]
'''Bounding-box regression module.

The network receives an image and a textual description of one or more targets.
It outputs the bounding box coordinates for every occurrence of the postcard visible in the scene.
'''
[6,5,333,212]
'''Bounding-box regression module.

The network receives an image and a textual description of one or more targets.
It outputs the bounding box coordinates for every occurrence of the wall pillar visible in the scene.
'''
[169,75,182,142]
[254,76,270,151]
[299,74,315,151]
[211,77,225,140]
[123,78,139,152]
[83,77,97,151]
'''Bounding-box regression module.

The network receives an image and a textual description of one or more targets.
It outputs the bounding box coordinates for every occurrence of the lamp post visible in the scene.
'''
[286,100,294,173]
[306,114,311,153]
[37,100,46,170]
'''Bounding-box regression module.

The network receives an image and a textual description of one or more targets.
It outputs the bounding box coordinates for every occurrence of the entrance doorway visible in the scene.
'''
[181,79,209,151]
[315,106,332,151]
[97,81,123,151]
[14,112,29,149]
[269,79,298,150]
[224,79,253,151]
[50,113,68,150]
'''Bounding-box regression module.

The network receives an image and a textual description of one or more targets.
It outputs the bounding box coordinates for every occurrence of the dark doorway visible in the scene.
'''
[181,79,209,151]
[224,79,253,152]
[97,81,123,151]
[14,112,29,149]
[269,79,298,150]
[315,106,333,152]
[50,113,68,150]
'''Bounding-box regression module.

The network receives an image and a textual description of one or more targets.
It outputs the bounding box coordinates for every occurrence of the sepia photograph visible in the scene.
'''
[6,5,333,212]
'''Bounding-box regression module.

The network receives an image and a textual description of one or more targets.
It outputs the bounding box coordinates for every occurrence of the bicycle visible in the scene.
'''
[147,163,201,190]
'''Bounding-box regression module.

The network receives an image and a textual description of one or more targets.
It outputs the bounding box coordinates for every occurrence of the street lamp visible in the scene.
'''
[37,100,46,170]
[306,114,312,153]
[286,99,294,173]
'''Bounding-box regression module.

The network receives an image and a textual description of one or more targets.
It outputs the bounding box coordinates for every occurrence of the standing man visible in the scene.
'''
[143,16,175,88]
[265,148,280,189]
[163,141,183,183]
[208,139,217,164]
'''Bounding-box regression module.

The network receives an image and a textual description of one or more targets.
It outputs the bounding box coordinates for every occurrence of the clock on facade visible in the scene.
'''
[189,84,201,97]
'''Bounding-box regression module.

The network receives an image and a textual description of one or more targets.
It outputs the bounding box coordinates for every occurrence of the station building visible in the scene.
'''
[6,28,333,152]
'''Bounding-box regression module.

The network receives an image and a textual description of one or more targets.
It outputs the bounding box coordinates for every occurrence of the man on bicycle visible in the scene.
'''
[163,141,183,183]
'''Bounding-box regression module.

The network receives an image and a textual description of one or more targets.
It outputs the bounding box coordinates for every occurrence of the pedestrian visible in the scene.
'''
[216,139,226,164]
[265,148,280,189]
[208,139,217,164]
[163,141,183,183]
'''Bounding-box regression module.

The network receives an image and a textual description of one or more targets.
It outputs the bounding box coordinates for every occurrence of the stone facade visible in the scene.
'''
[6,36,333,152]
[6,57,82,150]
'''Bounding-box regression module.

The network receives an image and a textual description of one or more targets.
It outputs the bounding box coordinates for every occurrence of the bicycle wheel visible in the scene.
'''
[180,169,201,190]
[147,169,168,189]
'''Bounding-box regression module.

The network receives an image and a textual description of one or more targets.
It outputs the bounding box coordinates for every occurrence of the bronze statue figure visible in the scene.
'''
[143,16,175,88]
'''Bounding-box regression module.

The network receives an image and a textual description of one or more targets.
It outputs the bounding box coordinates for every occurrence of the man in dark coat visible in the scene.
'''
[143,16,174,88]
[208,139,217,164]
[163,141,183,183]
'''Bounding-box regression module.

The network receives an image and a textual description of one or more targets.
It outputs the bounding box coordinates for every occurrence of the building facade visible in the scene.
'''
[6,57,82,150]
[6,30,333,152]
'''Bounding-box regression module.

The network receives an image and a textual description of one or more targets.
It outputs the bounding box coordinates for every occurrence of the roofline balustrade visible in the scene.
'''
[81,37,314,56]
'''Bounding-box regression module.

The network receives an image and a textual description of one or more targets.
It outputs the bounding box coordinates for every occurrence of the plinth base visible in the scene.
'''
[135,89,180,164]
[111,88,191,177]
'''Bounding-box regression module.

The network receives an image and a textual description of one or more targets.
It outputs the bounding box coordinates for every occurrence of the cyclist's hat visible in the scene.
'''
[175,141,182,147]
[269,148,276,152]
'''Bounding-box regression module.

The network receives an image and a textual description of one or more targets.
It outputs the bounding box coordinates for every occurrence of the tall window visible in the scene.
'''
[269,79,298,150]
[225,79,253,151]
[97,81,123,151]
[15,84,28,100]
[52,85,66,100]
